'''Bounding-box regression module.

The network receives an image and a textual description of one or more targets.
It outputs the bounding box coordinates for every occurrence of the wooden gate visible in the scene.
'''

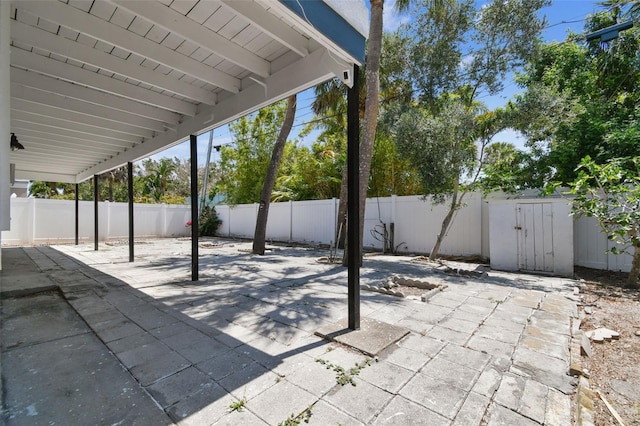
[516,203,554,273]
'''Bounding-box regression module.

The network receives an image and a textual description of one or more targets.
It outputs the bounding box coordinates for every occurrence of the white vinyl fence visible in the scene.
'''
[215,194,484,257]
[1,198,191,245]
[2,194,633,273]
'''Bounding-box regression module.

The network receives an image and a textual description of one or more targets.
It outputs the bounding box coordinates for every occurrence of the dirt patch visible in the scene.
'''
[575,266,640,425]
[362,276,446,301]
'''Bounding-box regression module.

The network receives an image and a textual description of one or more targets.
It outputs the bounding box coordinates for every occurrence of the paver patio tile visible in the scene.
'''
[475,324,523,345]
[130,351,191,386]
[408,304,454,323]
[400,373,468,419]
[490,305,533,324]
[358,359,414,393]
[147,366,215,408]
[421,356,481,391]
[94,319,146,343]
[452,392,491,426]
[467,335,517,358]
[485,402,540,426]
[511,346,575,394]
[428,325,472,345]
[373,395,449,426]
[521,335,569,360]
[152,321,198,340]
[317,346,370,370]
[197,349,256,381]
[494,373,525,410]
[306,400,364,425]
[520,379,549,424]
[213,409,269,425]
[396,333,445,356]
[545,388,572,426]
[219,361,279,400]
[324,378,393,423]
[106,331,158,354]
[247,381,317,425]
[471,366,503,397]
[381,345,429,371]
[117,340,174,368]
[395,316,434,334]
[438,343,491,371]
[165,381,232,425]
[483,316,526,332]
[284,357,339,397]
[438,316,481,334]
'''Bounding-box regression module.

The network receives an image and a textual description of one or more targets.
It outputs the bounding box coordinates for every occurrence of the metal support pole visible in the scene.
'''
[347,64,360,330]
[190,134,199,281]
[94,174,98,251]
[128,161,134,262]
[75,183,79,245]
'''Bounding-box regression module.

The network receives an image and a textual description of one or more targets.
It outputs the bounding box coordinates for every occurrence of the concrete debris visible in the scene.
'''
[584,328,620,343]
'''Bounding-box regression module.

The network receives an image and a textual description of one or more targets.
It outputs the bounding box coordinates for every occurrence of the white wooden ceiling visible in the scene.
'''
[7,0,367,183]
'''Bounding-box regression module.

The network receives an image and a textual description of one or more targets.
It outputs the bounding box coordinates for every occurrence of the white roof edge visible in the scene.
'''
[324,0,370,37]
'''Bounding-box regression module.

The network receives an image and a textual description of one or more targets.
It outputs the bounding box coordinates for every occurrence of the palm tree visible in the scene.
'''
[252,95,297,255]
[100,165,128,202]
[141,158,177,202]
[598,0,639,19]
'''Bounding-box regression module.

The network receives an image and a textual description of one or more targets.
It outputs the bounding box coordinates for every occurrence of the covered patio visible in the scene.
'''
[1,0,368,326]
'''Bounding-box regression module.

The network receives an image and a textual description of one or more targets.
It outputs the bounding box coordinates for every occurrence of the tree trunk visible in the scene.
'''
[628,243,640,288]
[355,0,384,261]
[108,177,114,202]
[252,95,297,255]
[430,179,460,259]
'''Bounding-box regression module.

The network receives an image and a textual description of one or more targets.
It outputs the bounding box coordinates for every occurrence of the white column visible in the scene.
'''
[0,1,11,269]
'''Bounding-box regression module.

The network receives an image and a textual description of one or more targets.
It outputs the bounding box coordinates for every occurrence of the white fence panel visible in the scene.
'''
[392,194,482,256]
[574,215,633,272]
[164,205,191,237]
[265,201,292,242]
[215,205,231,237]
[228,204,257,238]
[107,202,128,239]
[1,199,191,244]
[363,197,393,250]
[33,199,75,243]
[291,200,337,244]
[79,201,95,241]
[574,215,608,270]
[2,198,33,244]
[291,199,337,245]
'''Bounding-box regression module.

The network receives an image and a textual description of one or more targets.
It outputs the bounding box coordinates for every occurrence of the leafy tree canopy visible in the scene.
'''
[509,7,640,184]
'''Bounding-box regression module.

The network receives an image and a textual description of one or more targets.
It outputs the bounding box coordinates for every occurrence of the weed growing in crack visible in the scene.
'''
[315,358,372,386]
[278,404,314,425]
[228,396,247,412]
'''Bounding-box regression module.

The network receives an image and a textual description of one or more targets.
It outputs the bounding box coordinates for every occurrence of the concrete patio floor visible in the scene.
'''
[1,238,579,425]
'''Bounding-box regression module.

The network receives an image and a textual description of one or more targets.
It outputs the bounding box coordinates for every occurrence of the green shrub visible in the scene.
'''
[199,206,222,236]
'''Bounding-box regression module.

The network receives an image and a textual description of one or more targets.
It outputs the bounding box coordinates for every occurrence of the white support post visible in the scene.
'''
[0,1,11,268]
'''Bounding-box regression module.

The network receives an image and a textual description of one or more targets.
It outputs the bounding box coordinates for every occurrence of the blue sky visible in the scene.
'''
[152,0,604,164]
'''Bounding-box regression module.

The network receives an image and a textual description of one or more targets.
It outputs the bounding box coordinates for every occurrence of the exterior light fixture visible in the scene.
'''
[10,133,25,151]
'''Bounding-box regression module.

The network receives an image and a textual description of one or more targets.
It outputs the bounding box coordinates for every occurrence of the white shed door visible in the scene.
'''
[516,203,554,273]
